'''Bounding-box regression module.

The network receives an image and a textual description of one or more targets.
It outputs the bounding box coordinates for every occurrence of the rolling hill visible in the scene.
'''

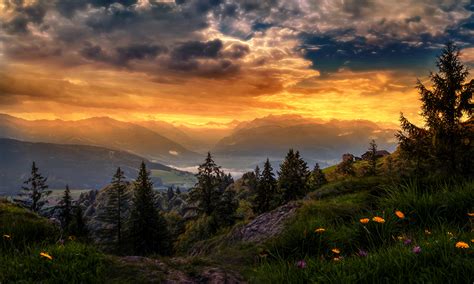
[0,138,196,195]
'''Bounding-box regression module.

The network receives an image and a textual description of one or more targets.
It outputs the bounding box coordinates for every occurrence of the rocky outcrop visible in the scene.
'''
[229,201,301,243]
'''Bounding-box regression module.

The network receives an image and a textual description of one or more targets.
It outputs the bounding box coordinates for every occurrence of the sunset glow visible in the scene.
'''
[1,0,473,127]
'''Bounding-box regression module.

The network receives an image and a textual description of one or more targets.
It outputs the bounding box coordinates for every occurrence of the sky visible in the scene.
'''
[0,0,473,127]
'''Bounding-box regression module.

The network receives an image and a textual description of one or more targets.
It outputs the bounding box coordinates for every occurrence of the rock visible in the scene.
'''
[229,201,301,243]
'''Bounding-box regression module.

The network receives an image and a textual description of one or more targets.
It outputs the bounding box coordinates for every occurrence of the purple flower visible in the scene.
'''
[404,239,412,245]
[412,246,421,254]
[296,260,307,269]
[358,249,368,257]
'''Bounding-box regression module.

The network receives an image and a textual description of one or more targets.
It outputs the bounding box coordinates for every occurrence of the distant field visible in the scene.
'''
[151,169,196,189]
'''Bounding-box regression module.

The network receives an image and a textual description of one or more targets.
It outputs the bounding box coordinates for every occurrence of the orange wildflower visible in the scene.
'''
[455,242,469,249]
[314,228,326,233]
[467,212,474,217]
[372,216,385,223]
[331,248,341,254]
[40,252,53,260]
[395,210,405,219]
[359,218,370,224]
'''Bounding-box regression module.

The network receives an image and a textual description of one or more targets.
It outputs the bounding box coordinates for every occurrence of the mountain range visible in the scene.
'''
[0,138,195,195]
[0,113,399,172]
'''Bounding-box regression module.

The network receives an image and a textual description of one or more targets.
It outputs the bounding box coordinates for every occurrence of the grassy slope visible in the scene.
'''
[0,199,171,283]
[188,178,474,283]
[248,179,474,283]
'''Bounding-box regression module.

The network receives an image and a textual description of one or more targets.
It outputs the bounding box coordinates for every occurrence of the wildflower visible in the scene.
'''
[331,248,341,254]
[372,216,385,223]
[3,234,11,240]
[424,229,431,235]
[58,239,65,245]
[468,212,474,217]
[412,246,421,254]
[314,228,326,233]
[397,236,404,241]
[404,239,412,246]
[455,242,469,249]
[395,210,405,219]
[357,249,368,257]
[447,232,454,238]
[333,256,343,262]
[471,239,474,243]
[359,218,370,224]
[40,252,53,260]
[68,235,76,241]
[296,260,307,269]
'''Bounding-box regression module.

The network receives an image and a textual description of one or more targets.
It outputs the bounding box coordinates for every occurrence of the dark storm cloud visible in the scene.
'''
[2,0,48,34]
[171,39,223,61]
[116,44,167,62]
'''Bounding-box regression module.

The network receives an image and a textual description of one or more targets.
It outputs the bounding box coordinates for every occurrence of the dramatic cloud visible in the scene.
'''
[0,0,472,125]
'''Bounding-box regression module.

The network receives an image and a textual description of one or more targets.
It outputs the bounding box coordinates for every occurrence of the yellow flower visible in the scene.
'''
[471,239,474,243]
[68,235,76,241]
[397,236,404,241]
[395,210,405,219]
[314,228,326,233]
[333,256,343,261]
[40,252,53,260]
[359,218,370,224]
[455,242,470,249]
[372,216,385,223]
[467,212,474,217]
[447,232,454,238]
[3,234,11,240]
[424,229,431,235]
[331,248,341,254]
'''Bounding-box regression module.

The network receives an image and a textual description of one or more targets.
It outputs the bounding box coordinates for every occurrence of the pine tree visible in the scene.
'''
[278,149,310,202]
[98,167,129,252]
[59,185,73,230]
[167,186,175,201]
[252,158,278,214]
[397,43,473,175]
[368,140,378,176]
[307,163,327,191]
[20,161,51,212]
[188,153,238,231]
[188,152,224,215]
[129,162,170,255]
[70,205,87,238]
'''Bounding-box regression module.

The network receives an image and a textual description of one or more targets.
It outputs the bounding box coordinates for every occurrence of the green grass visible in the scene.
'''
[247,179,474,283]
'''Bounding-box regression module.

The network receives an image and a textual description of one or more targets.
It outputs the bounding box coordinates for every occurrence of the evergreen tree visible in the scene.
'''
[188,153,238,231]
[129,162,170,255]
[213,188,239,227]
[70,205,87,238]
[278,149,310,202]
[98,167,129,252]
[252,158,278,214]
[20,161,51,212]
[59,185,73,230]
[397,43,473,175]
[188,152,224,215]
[167,186,175,201]
[307,163,327,191]
[368,140,378,176]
